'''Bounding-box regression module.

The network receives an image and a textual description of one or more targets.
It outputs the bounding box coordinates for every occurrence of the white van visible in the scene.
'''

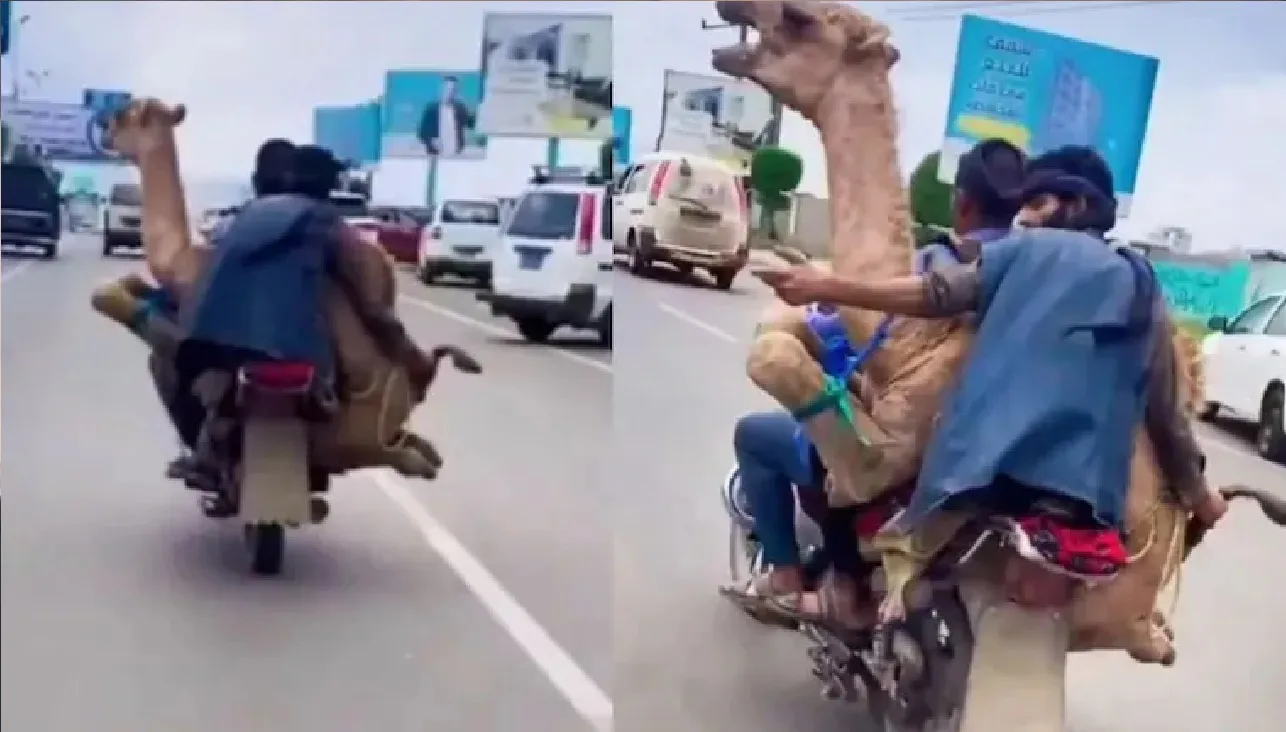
[417,198,502,287]
[478,167,613,347]
[103,182,144,256]
[1200,291,1286,462]
[612,151,750,290]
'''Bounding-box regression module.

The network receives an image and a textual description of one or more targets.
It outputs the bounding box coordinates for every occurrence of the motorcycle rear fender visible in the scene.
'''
[239,415,312,526]
[957,578,1070,732]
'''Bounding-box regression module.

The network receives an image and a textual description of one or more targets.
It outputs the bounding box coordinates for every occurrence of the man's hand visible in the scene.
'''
[752,265,834,306]
[106,98,186,162]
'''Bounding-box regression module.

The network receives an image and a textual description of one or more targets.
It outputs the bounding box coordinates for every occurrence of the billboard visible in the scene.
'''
[938,14,1158,216]
[313,101,382,167]
[656,70,775,174]
[478,13,613,139]
[381,70,486,160]
[611,106,632,167]
[1,98,123,163]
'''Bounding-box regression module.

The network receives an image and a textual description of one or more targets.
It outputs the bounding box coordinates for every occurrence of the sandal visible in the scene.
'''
[719,571,806,629]
[768,575,872,641]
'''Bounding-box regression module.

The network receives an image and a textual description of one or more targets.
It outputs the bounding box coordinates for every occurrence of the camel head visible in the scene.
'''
[106,98,187,162]
[711,0,899,120]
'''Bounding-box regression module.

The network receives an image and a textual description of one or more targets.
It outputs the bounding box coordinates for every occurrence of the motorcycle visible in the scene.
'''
[180,359,334,576]
[721,464,1076,732]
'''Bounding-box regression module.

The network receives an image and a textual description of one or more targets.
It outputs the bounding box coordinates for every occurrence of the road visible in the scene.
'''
[1,234,612,732]
[613,264,1286,732]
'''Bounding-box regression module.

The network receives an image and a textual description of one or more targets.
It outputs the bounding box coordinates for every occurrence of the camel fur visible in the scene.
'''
[710,0,1231,666]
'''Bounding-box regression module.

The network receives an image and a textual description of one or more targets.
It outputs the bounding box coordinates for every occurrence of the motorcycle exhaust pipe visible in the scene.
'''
[956,579,1069,732]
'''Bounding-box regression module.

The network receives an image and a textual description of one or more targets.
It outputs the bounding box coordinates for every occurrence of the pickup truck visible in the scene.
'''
[1201,291,1286,463]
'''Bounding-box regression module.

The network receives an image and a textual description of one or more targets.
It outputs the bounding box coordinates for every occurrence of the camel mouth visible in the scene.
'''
[711,41,760,80]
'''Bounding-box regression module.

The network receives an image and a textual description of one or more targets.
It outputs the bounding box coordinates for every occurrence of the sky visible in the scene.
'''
[5,0,1283,250]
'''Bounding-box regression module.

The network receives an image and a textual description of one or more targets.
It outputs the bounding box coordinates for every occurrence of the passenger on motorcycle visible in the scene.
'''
[755,145,1225,615]
[727,139,1029,626]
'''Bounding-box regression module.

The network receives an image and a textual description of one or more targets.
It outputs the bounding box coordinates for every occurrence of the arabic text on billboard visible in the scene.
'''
[382,70,487,160]
[1,98,123,163]
[478,13,613,139]
[938,14,1158,217]
[657,70,774,175]
[313,101,383,166]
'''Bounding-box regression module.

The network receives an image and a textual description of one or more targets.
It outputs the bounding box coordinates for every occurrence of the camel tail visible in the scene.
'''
[1222,485,1286,526]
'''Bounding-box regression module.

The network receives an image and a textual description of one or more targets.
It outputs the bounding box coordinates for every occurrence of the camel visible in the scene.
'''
[90,98,473,481]
[709,0,1244,666]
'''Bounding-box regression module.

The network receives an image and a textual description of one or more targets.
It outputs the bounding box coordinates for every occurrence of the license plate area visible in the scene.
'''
[454,245,484,257]
[515,245,550,271]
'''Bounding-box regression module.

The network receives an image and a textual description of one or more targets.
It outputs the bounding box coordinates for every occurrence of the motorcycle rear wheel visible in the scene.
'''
[245,523,286,576]
[866,590,972,732]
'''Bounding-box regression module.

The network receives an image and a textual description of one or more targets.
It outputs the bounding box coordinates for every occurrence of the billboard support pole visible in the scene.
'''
[546,138,560,169]
[426,157,439,210]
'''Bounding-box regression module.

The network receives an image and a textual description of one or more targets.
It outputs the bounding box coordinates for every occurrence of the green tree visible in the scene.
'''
[749,146,803,239]
[908,151,953,247]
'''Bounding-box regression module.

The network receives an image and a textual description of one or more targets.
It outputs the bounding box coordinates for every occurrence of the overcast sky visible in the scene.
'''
[6,0,1283,248]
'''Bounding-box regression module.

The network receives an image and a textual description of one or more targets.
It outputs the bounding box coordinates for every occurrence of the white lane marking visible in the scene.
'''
[658,303,738,344]
[397,295,612,375]
[372,472,612,732]
[659,303,740,343]
[1,261,33,283]
[657,302,1277,471]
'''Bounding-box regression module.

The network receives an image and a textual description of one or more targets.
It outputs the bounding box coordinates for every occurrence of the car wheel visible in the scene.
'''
[102,235,114,257]
[515,317,557,344]
[419,264,437,285]
[712,268,738,291]
[1256,386,1286,463]
[42,244,58,260]
[597,305,613,348]
[627,232,650,277]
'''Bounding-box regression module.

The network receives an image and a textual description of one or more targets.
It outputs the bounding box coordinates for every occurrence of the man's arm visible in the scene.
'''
[1144,309,1211,508]
[817,264,982,317]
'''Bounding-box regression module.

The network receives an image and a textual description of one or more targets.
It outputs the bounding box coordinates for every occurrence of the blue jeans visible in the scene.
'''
[733,410,822,566]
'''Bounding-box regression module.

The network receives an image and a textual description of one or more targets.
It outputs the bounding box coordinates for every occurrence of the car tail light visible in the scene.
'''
[576,192,596,255]
[242,362,316,392]
[647,161,672,206]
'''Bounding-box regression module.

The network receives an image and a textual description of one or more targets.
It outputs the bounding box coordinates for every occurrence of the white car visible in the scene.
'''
[477,167,613,347]
[417,199,502,287]
[612,151,750,290]
[1200,291,1286,462]
[102,182,144,256]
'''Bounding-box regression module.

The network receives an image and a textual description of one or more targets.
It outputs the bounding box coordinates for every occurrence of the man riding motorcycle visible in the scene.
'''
[94,101,460,487]
[726,139,1031,625]
[754,145,1226,623]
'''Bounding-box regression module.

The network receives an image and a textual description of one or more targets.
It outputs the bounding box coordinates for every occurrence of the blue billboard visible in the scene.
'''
[83,89,132,117]
[612,106,632,167]
[312,101,381,167]
[1,1,11,56]
[938,14,1158,216]
[382,69,487,160]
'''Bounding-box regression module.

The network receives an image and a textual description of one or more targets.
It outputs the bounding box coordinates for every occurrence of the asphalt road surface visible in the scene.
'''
[613,264,1286,732]
[1,234,612,732]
